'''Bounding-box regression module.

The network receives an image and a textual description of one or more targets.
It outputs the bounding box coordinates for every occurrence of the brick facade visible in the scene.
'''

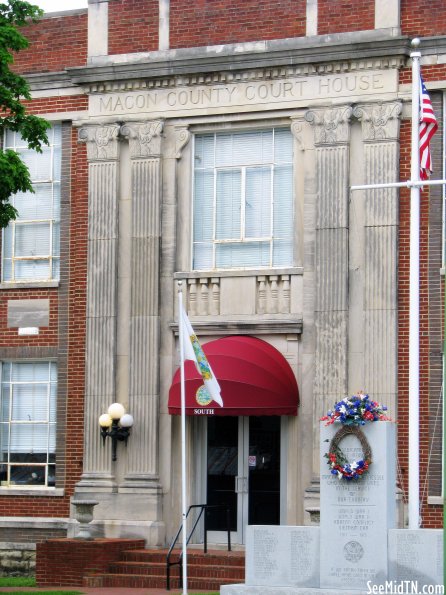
[0,0,443,550]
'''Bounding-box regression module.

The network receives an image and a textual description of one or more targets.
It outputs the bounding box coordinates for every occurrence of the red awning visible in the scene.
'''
[168,336,299,416]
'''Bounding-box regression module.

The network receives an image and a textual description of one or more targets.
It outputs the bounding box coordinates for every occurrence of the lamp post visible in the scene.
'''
[98,403,134,461]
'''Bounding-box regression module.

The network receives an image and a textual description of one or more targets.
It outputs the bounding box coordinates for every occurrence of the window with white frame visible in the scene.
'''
[0,362,57,488]
[193,128,294,270]
[2,124,61,282]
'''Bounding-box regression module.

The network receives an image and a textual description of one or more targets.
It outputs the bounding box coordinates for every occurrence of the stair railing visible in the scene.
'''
[166,503,231,590]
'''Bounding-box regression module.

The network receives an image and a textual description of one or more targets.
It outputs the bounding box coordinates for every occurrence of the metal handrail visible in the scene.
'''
[166,503,231,590]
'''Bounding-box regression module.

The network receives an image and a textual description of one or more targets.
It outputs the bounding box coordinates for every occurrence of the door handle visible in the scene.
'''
[235,476,248,493]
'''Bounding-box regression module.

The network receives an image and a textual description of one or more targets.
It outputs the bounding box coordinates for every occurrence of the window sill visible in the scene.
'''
[0,487,64,497]
[427,495,443,506]
[0,281,59,290]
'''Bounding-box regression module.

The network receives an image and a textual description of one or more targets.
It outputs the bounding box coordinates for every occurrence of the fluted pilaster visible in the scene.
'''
[120,121,164,486]
[354,102,401,416]
[78,124,120,486]
[305,106,352,417]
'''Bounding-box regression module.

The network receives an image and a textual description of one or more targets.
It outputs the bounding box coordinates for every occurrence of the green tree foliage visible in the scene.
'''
[0,0,50,228]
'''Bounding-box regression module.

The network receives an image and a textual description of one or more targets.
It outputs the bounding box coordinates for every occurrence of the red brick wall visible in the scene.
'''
[401,0,446,37]
[398,118,443,529]
[317,0,374,35]
[0,96,88,520]
[169,0,306,49]
[108,0,158,54]
[13,13,87,75]
[37,539,145,586]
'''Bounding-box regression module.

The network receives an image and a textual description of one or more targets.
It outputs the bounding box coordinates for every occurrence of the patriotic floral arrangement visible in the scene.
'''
[321,392,390,481]
[320,392,389,426]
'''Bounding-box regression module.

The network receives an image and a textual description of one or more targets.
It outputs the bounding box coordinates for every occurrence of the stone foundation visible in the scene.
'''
[0,543,36,577]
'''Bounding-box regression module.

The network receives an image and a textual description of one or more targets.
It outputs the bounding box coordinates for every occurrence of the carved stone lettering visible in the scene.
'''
[89,70,398,119]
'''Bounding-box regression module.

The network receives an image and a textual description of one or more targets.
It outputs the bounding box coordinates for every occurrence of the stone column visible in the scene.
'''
[78,124,120,488]
[353,102,401,417]
[158,124,191,537]
[305,106,352,420]
[119,121,164,489]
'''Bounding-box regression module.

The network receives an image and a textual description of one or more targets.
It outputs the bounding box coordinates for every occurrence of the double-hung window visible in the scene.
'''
[0,362,57,488]
[2,124,61,282]
[193,128,294,270]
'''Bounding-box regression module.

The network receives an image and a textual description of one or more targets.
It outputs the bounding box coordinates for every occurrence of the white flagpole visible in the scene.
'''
[178,281,188,593]
[409,38,421,529]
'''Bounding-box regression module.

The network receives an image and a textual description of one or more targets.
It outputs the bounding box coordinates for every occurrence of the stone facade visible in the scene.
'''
[0,0,443,556]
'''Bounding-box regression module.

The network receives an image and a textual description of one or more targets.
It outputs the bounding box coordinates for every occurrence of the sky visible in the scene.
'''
[33,0,88,12]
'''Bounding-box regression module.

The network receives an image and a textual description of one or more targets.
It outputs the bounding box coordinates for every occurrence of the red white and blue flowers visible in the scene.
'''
[320,392,389,427]
[321,392,389,481]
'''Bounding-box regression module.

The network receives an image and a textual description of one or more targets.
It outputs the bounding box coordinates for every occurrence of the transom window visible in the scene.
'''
[0,362,57,488]
[2,124,61,282]
[193,129,294,270]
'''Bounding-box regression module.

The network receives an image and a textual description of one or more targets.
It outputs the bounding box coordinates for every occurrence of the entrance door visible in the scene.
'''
[205,416,281,544]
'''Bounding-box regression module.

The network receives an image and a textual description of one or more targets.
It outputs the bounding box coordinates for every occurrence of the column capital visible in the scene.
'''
[78,124,120,161]
[353,101,402,142]
[290,116,305,151]
[120,120,164,158]
[305,105,352,145]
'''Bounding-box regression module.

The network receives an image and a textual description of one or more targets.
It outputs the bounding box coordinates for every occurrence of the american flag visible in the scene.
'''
[419,76,438,180]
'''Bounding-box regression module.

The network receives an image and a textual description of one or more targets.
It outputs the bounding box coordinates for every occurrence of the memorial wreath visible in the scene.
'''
[321,392,390,481]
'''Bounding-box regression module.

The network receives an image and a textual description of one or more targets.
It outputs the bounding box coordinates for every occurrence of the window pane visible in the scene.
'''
[245,167,271,238]
[193,242,213,270]
[12,363,50,382]
[2,123,61,282]
[194,128,294,270]
[194,134,214,169]
[14,260,50,280]
[1,385,10,422]
[274,129,293,163]
[216,241,270,268]
[3,227,13,258]
[48,464,55,487]
[194,171,214,242]
[10,465,45,485]
[274,164,294,237]
[12,384,48,422]
[216,170,241,239]
[10,423,48,453]
[15,223,51,257]
[0,424,9,460]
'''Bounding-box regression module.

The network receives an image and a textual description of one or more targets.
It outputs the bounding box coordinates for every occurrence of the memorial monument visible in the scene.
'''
[222,393,443,595]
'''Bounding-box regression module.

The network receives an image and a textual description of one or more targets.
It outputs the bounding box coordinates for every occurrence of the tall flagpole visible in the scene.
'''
[409,38,421,530]
[178,281,188,594]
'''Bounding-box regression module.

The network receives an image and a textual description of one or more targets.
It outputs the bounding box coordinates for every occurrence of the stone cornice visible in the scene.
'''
[67,31,421,91]
[169,317,303,336]
[24,34,446,95]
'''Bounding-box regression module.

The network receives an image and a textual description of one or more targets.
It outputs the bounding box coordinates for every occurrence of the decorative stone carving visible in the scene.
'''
[290,117,305,151]
[78,124,120,161]
[120,120,164,158]
[353,102,402,141]
[173,125,192,159]
[305,106,352,145]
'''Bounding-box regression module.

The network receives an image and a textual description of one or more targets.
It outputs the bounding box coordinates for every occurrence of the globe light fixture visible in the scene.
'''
[99,403,133,461]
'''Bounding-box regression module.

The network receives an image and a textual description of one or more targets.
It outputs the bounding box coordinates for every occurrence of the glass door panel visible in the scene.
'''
[206,416,238,533]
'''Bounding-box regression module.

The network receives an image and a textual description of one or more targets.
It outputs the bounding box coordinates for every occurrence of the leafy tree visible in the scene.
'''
[0,0,50,228]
